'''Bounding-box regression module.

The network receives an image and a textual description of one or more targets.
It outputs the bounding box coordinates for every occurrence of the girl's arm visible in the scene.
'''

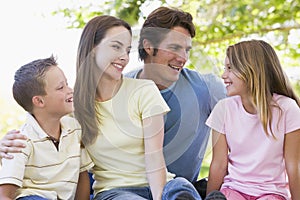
[284,129,300,200]
[206,130,228,194]
[75,170,90,200]
[0,184,18,200]
[143,114,166,200]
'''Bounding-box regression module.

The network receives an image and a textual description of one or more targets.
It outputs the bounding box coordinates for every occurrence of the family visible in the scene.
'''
[0,6,299,200]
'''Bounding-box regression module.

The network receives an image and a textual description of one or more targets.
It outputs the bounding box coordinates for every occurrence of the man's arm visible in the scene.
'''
[202,73,226,109]
[0,130,27,159]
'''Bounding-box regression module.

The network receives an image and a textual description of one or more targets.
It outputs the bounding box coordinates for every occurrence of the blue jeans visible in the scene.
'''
[17,195,48,200]
[93,177,201,200]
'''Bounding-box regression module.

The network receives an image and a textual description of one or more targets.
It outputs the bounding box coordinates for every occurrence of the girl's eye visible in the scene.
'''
[224,66,231,72]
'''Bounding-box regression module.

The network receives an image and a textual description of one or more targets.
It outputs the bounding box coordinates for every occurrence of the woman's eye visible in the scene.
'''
[112,45,121,50]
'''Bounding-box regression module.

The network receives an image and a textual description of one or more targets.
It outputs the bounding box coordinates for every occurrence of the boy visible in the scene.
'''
[0,56,93,200]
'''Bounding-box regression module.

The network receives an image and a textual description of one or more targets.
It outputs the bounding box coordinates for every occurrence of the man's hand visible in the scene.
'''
[0,130,27,159]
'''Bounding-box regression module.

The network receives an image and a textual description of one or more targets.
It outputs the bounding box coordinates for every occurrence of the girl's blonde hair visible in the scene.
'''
[226,40,299,137]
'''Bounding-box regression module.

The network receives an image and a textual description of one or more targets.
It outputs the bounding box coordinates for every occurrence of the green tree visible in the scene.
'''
[54,0,300,96]
[53,0,300,92]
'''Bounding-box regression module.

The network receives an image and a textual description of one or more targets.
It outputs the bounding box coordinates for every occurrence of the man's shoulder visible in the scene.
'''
[124,67,142,78]
[181,68,220,83]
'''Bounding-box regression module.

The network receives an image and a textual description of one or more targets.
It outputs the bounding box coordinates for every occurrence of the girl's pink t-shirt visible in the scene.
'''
[206,94,300,199]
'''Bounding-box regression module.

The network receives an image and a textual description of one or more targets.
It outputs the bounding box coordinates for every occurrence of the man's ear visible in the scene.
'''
[143,39,154,55]
[32,96,44,107]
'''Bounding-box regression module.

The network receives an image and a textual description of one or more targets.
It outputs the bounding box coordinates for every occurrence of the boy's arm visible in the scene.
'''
[143,114,166,200]
[0,130,27,159]
[206,130,228,194]
[0,184,19,200]
[75,170,90,200]
[284,129,300,200]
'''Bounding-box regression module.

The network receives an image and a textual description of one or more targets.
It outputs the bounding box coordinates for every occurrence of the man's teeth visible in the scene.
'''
[169,65,180,71]
[113,63,122,69]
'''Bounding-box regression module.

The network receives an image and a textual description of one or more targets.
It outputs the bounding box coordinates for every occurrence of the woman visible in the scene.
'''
[73,15,201,200]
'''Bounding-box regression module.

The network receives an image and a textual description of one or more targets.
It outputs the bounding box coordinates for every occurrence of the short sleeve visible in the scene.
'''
[80,147,94,172]
[138,81,170,119]
[205,98,227,134]
[0,141,31,187]
[282,98,300,134]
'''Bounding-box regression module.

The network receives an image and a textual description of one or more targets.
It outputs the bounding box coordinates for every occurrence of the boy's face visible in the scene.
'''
[42,66,73,117]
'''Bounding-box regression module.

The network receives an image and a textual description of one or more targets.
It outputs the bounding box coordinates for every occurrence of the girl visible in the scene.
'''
[206,40,300,200]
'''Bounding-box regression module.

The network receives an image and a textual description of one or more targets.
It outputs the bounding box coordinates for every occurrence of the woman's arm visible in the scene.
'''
[143,114,166,200]
[206,130,228,194]
[75,170,90,200]
[0,130,27,159]
[284,129,300,200]
[0,184,18,200]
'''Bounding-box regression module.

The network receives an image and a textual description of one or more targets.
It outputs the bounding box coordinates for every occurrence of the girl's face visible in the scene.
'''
[222,56,248,98]
[94,26,132,81]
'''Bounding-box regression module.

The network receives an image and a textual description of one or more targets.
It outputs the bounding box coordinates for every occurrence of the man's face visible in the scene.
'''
[144,26,192,89]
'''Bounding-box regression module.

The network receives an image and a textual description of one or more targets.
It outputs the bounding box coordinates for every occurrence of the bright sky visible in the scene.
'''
[0,1,83,102]
[0,0,299,104]
[0,0,149,105]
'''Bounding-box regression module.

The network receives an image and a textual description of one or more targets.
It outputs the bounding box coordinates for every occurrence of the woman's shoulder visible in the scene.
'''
[123,77,156,88]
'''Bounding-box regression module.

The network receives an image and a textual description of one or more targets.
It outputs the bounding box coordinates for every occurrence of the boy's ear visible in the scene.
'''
[32,96,44,107]
[143,39,154,55]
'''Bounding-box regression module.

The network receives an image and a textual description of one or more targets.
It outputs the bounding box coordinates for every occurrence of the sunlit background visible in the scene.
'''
[1,0,300,179]
[0,1,75,133]
[1,0,300,133]
[0,0,145,133]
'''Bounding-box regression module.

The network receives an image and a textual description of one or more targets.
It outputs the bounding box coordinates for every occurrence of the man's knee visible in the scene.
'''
[162,177,201,200]
[193,177,208,199]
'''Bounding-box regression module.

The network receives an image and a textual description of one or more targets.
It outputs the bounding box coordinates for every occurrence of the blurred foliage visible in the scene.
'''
[0,99,25,138]
[53,0,300,96]
[0,0,298,181]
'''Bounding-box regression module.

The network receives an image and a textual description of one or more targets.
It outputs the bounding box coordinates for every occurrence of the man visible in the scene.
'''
[125,7,226,199]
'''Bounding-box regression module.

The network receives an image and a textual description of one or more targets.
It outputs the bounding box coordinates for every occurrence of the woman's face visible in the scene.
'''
[94,26,132,81]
